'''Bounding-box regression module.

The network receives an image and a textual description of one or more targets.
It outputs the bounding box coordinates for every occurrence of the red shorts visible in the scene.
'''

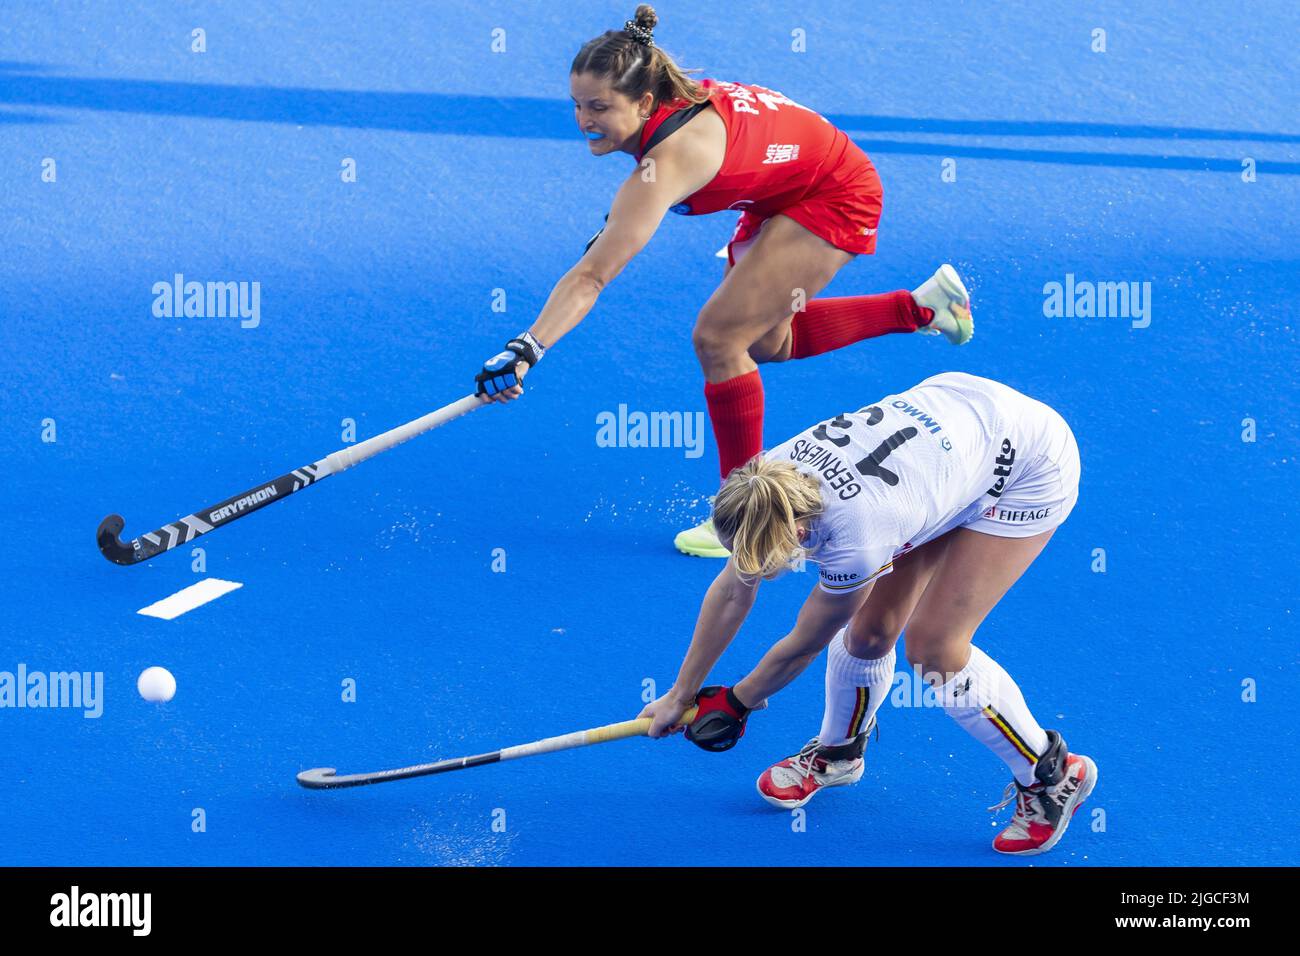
[727,150,883,266]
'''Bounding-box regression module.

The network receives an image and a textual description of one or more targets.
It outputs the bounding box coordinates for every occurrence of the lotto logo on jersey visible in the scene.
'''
[762,143,800,164]
[986,438,1017,497]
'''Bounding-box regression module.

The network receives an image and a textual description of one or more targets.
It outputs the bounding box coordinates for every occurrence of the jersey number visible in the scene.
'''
[812,407,918,487]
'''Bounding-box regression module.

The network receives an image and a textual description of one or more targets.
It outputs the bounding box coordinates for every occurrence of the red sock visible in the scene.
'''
[788,292,932,360]
[704,370,765,479]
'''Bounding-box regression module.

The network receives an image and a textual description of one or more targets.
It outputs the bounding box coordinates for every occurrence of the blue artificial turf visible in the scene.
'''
[2,0,1296,865]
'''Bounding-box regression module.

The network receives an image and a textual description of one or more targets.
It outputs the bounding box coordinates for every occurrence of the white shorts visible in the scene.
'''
[962,394,1081,539]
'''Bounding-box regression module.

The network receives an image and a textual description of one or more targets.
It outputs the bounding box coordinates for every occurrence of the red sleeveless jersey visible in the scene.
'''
[638,79,873,217]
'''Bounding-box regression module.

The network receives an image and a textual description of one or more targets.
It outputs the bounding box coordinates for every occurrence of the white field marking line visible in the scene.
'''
[137,578,243,621]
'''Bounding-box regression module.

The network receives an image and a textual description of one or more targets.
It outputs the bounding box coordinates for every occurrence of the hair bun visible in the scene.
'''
[633,5,659,31]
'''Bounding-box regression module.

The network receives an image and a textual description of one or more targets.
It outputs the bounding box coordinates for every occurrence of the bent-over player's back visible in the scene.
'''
[766,372,1049,594]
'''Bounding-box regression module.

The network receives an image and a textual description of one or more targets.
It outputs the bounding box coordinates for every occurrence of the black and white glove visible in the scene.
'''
[475,331,545,398]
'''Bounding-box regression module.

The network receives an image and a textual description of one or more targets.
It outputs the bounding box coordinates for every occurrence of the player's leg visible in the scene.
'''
[692,213,854,473]
[743,158,970,358]
[904,527,1097,855]
[738,174,968,361]
[820,534,956,744]
[689,220,967,473]
[749,264,974,364]
[756,535,953,809]
[675,215,853,558]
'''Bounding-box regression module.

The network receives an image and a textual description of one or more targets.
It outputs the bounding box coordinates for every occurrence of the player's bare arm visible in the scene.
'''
[733,582,871,708]
[639,558,758,737]
[475,135,718,404]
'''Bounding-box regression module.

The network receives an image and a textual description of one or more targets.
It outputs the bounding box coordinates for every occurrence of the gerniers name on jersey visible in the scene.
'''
[789,439,862,500]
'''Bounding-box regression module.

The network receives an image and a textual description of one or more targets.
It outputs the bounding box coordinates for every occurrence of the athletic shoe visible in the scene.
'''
[756,725,874,809]
[912,264,973,345]
[674,518,730,558]
[988,732,1098,855]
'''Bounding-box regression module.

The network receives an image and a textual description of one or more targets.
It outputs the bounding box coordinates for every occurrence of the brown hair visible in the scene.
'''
[570,5,711,109]
[712,457,825,580]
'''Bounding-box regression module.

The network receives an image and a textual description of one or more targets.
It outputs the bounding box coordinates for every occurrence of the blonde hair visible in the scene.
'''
[712,457,824,579]
[570,5,712,109]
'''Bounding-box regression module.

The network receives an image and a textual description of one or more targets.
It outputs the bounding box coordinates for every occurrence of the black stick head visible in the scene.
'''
[297,768,340,789]
[96,514,140,566]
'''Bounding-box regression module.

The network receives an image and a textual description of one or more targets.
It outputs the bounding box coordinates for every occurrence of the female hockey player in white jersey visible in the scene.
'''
[639,371,1097,855]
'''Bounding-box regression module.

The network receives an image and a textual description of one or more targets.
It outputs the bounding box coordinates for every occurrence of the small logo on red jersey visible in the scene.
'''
[762,144,800,164]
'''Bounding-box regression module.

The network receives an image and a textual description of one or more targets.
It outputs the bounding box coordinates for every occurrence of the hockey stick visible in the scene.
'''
[297,707,700,790]
[97,394,482,566]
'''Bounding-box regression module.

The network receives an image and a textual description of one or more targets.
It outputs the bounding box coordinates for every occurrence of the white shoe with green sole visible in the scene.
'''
[913,263,973,345]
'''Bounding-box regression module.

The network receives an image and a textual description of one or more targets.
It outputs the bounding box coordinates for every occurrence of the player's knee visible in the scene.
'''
[903,624,972,679]
[691,314,743,368]
[845,621,899,659]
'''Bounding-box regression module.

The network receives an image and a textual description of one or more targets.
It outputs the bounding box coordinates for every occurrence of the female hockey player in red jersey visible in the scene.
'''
[637,371,1098,856]
[473,6,973,557]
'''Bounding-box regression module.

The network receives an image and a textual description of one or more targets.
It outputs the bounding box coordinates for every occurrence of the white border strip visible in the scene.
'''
[138,578,243,621]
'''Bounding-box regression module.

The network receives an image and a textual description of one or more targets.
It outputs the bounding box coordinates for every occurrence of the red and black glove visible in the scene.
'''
[685,685,751,752]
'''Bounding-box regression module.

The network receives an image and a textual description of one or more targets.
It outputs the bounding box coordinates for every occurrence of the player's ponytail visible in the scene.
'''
[713,458,825,580]
[571,5,711,109]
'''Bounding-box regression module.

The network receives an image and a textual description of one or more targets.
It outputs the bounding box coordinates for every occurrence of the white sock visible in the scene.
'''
[818,627,896,747]
[937,644,1050,787]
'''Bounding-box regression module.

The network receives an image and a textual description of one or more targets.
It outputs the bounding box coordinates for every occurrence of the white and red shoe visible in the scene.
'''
[756,725,874,810]
[989,731,1098,856]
